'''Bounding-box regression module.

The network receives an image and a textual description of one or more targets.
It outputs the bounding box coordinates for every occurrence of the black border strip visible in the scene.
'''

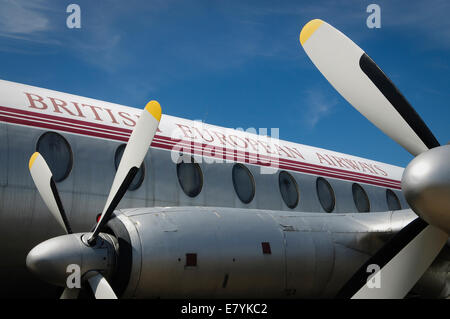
[50,178,72,234]
[359,53,439,150]
[336,217,428,298]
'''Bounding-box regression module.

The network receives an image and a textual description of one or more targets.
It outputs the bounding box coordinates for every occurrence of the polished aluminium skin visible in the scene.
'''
[113,207,419,298]
[0,121,412,298]
[23,109,450,299]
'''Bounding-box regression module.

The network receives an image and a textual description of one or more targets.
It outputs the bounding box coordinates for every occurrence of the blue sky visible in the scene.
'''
[0,0,448,168]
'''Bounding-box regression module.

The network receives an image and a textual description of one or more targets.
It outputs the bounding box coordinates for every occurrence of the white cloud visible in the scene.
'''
[0,0,126,70]
[303,88,338,129]
[0,0,50,35]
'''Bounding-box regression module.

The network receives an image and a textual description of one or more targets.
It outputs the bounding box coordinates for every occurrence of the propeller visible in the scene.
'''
[300,19,449,298]
[29,152,72,234]
[86,271,119,299]
[26,100,162,299]
[299,19,439,156]
[59,272,117,299]
[87,100,161,245]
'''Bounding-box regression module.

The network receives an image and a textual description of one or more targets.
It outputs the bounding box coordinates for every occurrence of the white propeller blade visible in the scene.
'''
[352,223,447,299]
[300,19,439,156]
[29,152,71,234]
[301,19,447,299]
[337,218,448,299]
[88,100,161,244]
[87,272,117,299]
[60,287,80,299]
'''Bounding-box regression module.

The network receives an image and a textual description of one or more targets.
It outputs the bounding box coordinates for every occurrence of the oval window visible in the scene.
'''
[36,132,73,182]
[316,177,335,213]
[352,183,370,212]
[386,189,401,211]
[114,144,145,191]
[232,164,255,204]
[279,171,299,209]
[177,156,203,197]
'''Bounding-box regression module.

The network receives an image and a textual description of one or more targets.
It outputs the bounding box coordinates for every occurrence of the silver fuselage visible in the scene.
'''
[0,79,446,298]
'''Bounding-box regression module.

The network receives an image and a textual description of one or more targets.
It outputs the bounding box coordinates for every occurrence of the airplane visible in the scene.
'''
[0,19,448,299]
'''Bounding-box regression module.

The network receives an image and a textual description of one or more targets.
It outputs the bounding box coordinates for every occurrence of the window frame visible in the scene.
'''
[114,143,146,191]
[386,189,402,211]
[232,163,255,204]
[316,177,335,213]
[36,131,73,182]
[352,183,370,213]
[176,155,203,198]
[278,170,299,209]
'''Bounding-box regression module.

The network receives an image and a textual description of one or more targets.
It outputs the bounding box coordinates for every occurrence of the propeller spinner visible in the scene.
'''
[26,100,162,299]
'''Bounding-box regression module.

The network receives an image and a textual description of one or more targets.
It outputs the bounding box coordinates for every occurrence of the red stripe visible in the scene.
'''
[156,136,401,187]
[0,115,129,142]
[0,105,132,134]
[0,107,402,189]
[0,105,402,183]
[152,139,401,189]
[0,110,131,139]
[153,139,401,189]
[155,134,400,184]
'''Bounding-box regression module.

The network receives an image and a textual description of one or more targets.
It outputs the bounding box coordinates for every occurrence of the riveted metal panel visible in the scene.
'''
[117,207,418,299]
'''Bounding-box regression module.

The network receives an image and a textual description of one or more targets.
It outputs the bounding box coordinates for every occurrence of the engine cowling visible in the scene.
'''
[104,207,448,298]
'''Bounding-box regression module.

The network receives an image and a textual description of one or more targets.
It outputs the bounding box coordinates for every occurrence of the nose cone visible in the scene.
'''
[402,145,450,233]
[26,234,83,286]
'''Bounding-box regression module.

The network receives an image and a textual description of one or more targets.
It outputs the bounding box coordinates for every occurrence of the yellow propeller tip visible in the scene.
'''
[145,100,162,122]
[29,152,40,170]
[299,19,323,46]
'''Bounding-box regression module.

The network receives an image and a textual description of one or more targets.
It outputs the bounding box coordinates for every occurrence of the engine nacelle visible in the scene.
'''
[105,207,434,298]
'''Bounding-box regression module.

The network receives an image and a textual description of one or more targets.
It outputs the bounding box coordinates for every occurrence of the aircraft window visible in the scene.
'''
[177,156,203,197]
[114,144,145,191]
[36,132,73,182]
[279,171,299,209]
[352,183,370,212]
[316,177,335,213]
[386,189,401,211]
[232,163,255,204]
